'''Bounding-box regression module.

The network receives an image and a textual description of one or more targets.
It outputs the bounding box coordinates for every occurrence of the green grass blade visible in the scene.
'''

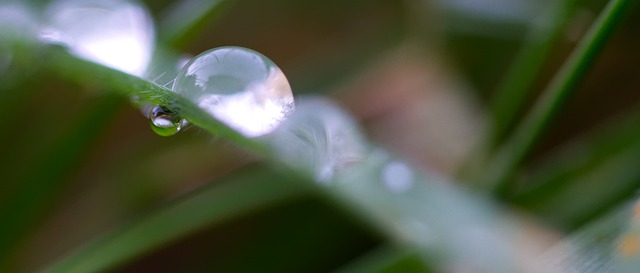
[158,0,232,49]
[0,94,122,270]
[545,205,628,272]
[487,0,635,196]
[42,44,534,272]
[47,47,267,154]
[331,246,430,273]
[510,110,640,230]
[488,0,576,147]
[38,165,310,273]
[514,109,640,203]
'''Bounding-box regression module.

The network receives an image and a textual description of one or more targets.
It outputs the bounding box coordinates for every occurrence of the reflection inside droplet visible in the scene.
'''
[267,98,368,182]
[382,161,414,193]
[42,0,154,76]
[173,46,294,137]
[148,105,187,137]
[0,2,39,40]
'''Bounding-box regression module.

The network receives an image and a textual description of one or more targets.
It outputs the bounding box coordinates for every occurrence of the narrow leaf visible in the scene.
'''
[39,165,309,273]
[487,0,635,196]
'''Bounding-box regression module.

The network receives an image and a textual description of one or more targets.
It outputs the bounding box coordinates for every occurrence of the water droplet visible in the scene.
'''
[173,46,294,137]
[381,161,414,193]
[148,105,187,137]
[267,98,367,182]
[42,0,154,76]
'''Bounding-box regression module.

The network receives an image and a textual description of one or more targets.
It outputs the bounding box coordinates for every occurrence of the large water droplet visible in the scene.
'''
[267,98,367,182]
[173,46,294,137]
[42,0,155,76]
[148,105,187,137]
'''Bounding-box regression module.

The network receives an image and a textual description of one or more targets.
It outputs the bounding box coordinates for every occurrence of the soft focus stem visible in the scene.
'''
[489,0,635,196]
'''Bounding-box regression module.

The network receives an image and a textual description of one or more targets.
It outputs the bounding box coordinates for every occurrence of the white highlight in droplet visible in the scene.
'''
[43,0,155,76]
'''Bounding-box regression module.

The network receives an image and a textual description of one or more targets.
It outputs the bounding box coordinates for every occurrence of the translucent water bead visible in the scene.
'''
[148,105,189,136]
[173,46,294,137]
[267,98,368,182]
[42,0,154,76]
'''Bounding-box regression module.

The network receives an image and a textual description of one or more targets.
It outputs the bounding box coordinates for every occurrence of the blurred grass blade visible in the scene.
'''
[39,165,309,273]
[488,0,576,148]
[522,142,640,230]
[613,200,640,272]
[332,246,430,273]
[158,0,232,49]
[44,44,535,272]
[487,0,635,196]
[0,94,122,270]
[514,109,640,202]
[330,150,523,272]
[48,47,266,154]
[541,204,628,272]
[511,110,640,230]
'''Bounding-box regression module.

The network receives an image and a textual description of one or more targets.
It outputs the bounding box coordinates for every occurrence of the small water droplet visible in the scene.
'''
[173,46,294,137]
[267,98,367,182]
[381,161,414,193]
[42,0,155,76]
[148,105,186,137]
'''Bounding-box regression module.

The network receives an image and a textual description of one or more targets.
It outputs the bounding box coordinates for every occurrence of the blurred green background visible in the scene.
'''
[1,0,640,272]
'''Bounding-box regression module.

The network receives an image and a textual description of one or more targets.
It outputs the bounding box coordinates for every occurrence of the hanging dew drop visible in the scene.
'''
[173,46,294,137]
[148,105,186,137]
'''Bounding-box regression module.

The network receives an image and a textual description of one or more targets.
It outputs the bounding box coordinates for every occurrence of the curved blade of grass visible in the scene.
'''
[542,204,628,272]
[47,47,267,154]
[0,94,122,271]
[158,0,232,49]
[331,246,430,273]
[514,109,640,204]
[44,46,537,272]
[488,0,576,148]
[38,165,310,273]
[487,0,635,196]
[510,110,640,230]
[525,142,640,230]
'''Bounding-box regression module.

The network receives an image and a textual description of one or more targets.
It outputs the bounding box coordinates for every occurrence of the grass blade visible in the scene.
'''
[0,94,122,270]
[41,44,543,273]
[38,165,309,273]
[47,47,267,154]
[488,0,576,147]
[487,0,635,196]
[331,246,430,273]
[510,110,640,230]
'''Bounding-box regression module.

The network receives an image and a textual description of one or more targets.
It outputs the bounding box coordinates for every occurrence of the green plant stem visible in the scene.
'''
[0,95,122,270]
[332,246,430,273]
[513,109,640,205]
[38,165,310,273]
[488,0,576,148]
[40,45,530,273]
[509,109,640,230]
[488,0,635,196]
[47,47,267,154]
